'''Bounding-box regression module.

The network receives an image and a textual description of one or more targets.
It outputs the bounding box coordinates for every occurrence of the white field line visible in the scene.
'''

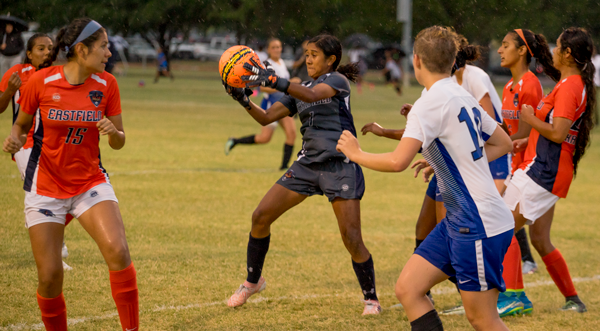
[2,275,599,330]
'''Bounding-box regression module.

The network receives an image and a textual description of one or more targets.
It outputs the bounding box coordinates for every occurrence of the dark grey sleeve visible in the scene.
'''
[322,73,350,96]
[278,94,298,116]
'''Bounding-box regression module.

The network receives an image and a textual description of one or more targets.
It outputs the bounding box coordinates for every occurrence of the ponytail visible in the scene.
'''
[559,27,596,175]
[511,29,560,82]
[41,27,66,69]
[455,35,480,70]
[336,63,359,83]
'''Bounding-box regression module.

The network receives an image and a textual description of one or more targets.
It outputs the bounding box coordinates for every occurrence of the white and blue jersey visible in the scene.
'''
[452,65,510,180]
[403,78,514,240]
[260,58,290,110]
[405,78,514,292]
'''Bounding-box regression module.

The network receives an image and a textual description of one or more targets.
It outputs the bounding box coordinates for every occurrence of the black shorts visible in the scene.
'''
[277,159,365,202]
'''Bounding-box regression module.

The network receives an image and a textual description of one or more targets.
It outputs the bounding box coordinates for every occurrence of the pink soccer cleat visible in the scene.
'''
[227,277,267,308]
[362,299,382,315]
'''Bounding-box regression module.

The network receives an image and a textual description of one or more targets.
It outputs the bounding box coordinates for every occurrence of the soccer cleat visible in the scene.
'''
[224,138,235,156]
[227,277,266,308]
[497,291,524,317]
[439,304,465,316]
[361,299,381,315]
[560,300,587,313]
[516,291,533,315]
[522,261,538,275]
[61,242,69,259]
[62,261,73,271]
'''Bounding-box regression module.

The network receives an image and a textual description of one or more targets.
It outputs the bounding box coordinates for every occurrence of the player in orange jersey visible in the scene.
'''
[2,18,138,331]
[505,27,595,313]
[495,28,562,316]
[0,33,75,271]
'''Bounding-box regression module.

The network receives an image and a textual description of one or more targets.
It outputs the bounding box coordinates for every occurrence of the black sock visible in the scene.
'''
[410,309,444,331]
[566,295,584,304]
[280,144,294,169]
[234,135,256,146]
[352,255,378,301]
[515,227,535,263]
[246,233,270,284]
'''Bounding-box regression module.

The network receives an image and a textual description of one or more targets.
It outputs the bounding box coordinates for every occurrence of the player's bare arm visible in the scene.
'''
[483,125,513,162]
[3,111,33,153]
[99,115,126,150]
[521,104,573,143]
[510,115,533,140]
[360,122,405,140]
[0,72,22,114]
[336,130,422,172]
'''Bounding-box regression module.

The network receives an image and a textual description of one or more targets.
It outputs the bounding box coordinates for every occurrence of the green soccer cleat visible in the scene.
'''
[224,138,235,156]
[497,291,524,317]
[516,291,533,315]
[560,300,587,313]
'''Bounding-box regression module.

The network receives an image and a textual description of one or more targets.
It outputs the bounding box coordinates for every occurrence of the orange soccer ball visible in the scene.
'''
[219,45,264,88]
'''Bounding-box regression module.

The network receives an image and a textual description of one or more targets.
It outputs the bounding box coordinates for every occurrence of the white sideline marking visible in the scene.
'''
[2,275,599,330]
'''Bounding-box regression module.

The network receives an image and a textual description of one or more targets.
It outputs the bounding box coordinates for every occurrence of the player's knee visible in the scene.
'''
[340,228,363,254]
[529,231,550,253]
[105,241,131,267]
[38,266,63,292]
[395,278,411,303]
[465,313,497,331]
[251,208,272,228]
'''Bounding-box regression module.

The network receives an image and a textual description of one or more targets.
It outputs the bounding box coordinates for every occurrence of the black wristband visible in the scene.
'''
[274,78,290,93]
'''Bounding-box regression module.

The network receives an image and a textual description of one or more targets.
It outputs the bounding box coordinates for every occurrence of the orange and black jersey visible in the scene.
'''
[519,75,586,198]
[0,63,37,149]
[501,71,543,172]
[18,65,122,198]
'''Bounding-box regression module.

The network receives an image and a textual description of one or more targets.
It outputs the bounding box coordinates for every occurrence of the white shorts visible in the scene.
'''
[14,147,32,181]
[24,183,118,228]
[266,120,278,129]
[503,169,559,224]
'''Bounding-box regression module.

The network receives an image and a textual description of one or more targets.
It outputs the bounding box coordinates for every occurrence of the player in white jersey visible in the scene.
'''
[452,35,508,193]
[337,26,513,331]
[225,38,297,170]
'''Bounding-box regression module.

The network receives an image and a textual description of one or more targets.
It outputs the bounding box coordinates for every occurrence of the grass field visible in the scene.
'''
[1,62,599,330]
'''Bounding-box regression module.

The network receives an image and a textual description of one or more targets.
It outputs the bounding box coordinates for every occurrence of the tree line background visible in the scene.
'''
[3,0,600,56]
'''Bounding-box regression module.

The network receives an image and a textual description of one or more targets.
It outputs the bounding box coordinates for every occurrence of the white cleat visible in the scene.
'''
[362,299,382,315]
[61,242,69,259]
[522,261,538,275]
[62,261,73,271]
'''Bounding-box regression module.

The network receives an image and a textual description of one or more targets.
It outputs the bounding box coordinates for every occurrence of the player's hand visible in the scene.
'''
[411,159,433,182]
[6,72,21,93]
[361,122,384,136]
[400,103,413,117]
[3,135,23,154]
[336,130,361,159]
[241,58,290,92]
[223,82,252,108]
[520,104,535,124]
[97,118,118,136]
[513,138,528,154]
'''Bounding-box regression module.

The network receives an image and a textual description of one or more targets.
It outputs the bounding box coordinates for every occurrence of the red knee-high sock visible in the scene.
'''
[37,292,68,331]
[109,263,139,331]
[542,249,577,298]
[502,235,524,290]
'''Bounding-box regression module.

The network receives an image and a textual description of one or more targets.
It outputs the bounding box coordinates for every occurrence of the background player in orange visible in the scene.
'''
[2,18,138,331]
[495,28,560,316]
[0,33,74,271]
[503,27,595,313]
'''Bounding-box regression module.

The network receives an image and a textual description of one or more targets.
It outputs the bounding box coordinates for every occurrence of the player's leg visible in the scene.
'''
[76,190,138,331]
[515,227,538,274]
[224,124,276,155]
[415,194,437,246]
[332,198,381,314]
[228,183,307,307]
[462,290,509,331]
[529,205,586,312]
[29,222,68,330]
[277,116,296,170]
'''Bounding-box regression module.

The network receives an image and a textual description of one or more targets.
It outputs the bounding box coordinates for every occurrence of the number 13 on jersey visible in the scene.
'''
[458,107,484,161]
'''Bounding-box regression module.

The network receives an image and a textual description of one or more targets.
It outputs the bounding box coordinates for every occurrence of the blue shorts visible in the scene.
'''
[415,221,512,292]
[425,175,443,202]
[488,154,510,180]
